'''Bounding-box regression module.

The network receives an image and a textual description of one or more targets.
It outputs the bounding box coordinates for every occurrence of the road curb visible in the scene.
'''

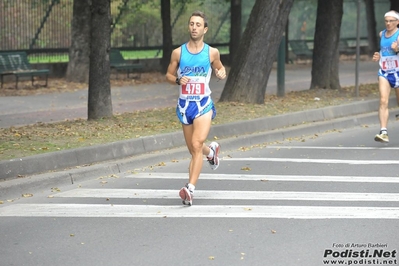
[1,97,398,200]
[0,97,390,180]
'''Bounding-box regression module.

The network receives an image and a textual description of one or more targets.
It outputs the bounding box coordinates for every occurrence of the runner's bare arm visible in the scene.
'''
[210,47,226,80]
[394,35,399,53]
[165,48,181,85]
[373,31,384,62]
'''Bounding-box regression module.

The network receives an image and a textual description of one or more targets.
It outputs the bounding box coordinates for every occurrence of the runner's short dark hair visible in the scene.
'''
[190,11,208,28]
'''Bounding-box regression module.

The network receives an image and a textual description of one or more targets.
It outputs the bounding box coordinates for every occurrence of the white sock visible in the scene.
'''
[187,183,195,193]
[207,148,214,159]
[381,128,387,133]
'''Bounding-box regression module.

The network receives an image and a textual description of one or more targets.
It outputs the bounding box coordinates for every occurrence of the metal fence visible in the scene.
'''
[0,0,391,63]
[0,0,233,63]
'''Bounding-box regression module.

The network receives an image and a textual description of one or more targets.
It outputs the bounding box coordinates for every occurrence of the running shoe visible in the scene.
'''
[179,186,193,206]
[374,131,389,143]
[207,141,220,170]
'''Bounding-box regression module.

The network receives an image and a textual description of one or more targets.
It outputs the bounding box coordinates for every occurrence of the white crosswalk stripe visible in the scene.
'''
[1,204,399,219]
[53,188,399,202]
[224,157,399,165]
[1,155,398,219]
[1,171,399,219]
[127,173,399,183]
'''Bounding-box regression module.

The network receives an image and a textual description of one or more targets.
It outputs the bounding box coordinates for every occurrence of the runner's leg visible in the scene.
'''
[182,111,212,186]
[378,76,391,129]
[395,87,399,106]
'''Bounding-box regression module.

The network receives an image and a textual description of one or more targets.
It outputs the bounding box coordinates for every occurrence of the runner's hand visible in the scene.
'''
[372,52,380,62]
[391,41,398,53]
[179,76,190,85]
[215,69,226,80]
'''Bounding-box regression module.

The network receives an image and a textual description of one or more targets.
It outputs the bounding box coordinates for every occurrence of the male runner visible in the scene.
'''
[165,11,227,205]
[372,10,399,143]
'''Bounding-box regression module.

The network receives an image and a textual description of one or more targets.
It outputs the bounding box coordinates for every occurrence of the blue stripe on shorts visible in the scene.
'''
[176,96,216,125]
[378,69,399,88]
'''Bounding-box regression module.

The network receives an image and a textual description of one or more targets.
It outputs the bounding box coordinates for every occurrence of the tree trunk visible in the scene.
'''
[364,0,378,57]
[66,0,90,83]
[229,0,241,65]
[161,0,172,73]
[88,0,113,120]
[310,0,343,90]
[390,0,399,12]
[219,0,294,104]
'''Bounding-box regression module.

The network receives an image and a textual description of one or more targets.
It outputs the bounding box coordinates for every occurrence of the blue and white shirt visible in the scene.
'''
[178,43,212,101]
[379,29,399,73]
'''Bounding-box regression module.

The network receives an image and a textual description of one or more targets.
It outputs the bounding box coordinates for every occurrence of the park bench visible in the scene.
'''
[289,40,313,61]
[339,40,357,55]
[0,51,49,89]
[110,49,143,79]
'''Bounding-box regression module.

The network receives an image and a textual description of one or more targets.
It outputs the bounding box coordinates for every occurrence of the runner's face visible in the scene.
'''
[188,16,208,41]
[384,16,398,31]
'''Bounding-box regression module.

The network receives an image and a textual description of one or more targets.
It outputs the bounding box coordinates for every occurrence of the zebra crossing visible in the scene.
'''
[1,171,399,219]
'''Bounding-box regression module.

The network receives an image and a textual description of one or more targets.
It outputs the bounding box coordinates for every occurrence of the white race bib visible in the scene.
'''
[381,56,399,72]
[179,76,207,100]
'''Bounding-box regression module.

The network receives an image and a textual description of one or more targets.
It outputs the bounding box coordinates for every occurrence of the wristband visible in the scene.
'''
[175,77,181,85]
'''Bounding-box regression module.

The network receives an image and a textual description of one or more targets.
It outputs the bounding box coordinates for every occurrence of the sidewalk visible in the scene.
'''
[0,60,379,128]
[1,59,395,192]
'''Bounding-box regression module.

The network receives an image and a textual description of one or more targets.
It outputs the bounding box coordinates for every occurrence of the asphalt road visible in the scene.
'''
[1,119,398,266]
